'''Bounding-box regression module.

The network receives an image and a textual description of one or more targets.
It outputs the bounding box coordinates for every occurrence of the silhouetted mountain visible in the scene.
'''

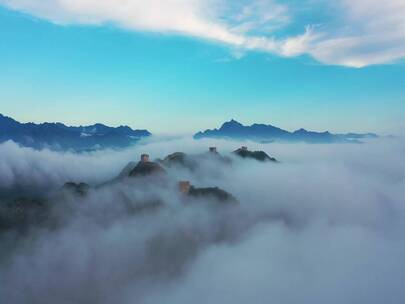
[117,161,138,179]
[188,186,237,204]
[158,149,233,173]
[2,146,271,232]
[0,113,151,151]
[161,152,191,167]
[233,147,277,162]
[129,161,166,177]
[194,119,378,143]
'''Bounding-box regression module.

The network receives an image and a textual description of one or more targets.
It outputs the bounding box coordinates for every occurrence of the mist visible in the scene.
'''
[1,136,405,304]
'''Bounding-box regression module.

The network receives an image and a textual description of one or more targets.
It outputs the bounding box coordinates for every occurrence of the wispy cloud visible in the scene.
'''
[302,0,405,67]
[1,0,405,67]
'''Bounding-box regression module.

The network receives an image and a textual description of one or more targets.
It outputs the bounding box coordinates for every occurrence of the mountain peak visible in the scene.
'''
[294,128,308,134]
[220,119,243,129]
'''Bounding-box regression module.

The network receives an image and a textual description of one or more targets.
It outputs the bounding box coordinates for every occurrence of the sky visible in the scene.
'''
[0,0,404,135]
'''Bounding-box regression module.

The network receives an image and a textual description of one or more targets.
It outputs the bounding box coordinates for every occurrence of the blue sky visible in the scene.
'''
[0,1,404,134]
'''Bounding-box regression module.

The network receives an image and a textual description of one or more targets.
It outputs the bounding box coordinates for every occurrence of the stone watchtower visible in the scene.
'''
[178,181,191,194]
[141,154,150,163]
[209,147,217,153]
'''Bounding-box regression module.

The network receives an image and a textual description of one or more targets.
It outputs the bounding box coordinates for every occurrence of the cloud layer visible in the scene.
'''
[1,137,405,303]
[1,0,405,67]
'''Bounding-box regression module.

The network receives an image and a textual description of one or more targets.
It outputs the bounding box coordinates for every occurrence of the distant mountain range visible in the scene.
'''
[194,119,378,143]
[0,114,151,151]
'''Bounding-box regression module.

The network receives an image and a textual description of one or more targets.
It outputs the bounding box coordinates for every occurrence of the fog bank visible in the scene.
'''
[0,137,404,304]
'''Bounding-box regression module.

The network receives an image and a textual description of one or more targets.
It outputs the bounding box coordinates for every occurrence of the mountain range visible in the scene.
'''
[0,114,379,150]
[0,114,151,151]
[194,119,378,143]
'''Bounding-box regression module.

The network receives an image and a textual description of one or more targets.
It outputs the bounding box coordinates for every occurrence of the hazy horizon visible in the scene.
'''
[0,112,396,136]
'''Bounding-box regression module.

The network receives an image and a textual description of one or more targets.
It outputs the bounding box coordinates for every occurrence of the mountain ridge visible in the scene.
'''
[194,119,378,143]
[0,113,151,151]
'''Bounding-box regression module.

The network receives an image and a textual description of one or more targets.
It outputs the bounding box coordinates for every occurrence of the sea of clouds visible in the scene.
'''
[0,136,405,304]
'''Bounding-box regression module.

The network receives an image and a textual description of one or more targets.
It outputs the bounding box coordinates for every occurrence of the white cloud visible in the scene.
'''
[1,0,405,67]
[303,0,405,67]
[0,0,247,45]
